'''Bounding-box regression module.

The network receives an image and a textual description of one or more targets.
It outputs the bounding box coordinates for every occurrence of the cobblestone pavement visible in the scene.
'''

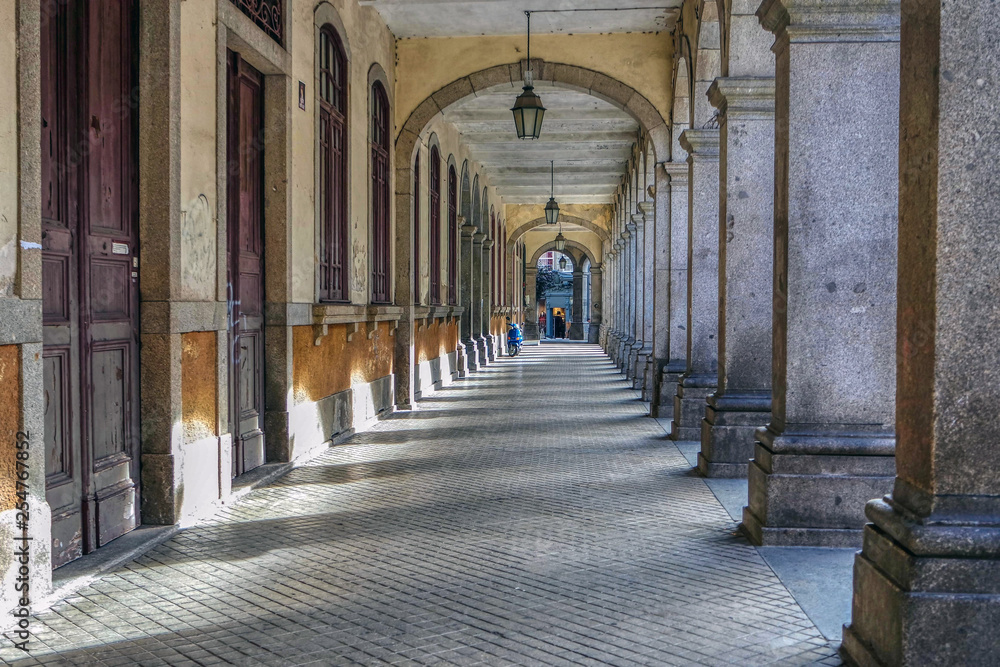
[3,343,840,666]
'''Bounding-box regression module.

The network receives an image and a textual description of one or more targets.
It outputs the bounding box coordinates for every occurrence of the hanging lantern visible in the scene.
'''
[558,255,568,271]
[544,160,560,224]
[511,12,545,140]
[554,230,566,252]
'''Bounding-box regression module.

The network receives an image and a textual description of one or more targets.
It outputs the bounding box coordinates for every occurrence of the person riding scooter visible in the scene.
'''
[506,319,523,357]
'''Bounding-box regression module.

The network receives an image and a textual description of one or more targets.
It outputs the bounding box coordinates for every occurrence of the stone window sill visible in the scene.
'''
[414,305,465,330]
[311,304,405,345]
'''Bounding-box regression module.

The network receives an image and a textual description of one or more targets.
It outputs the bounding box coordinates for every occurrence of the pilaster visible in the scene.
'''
[742,0,900,546]
[843,0,1000,661]
[699,77,776,478]
[670,129,720,441]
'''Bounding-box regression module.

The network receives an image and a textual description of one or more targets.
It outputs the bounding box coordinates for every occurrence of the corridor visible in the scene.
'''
[4,345,837,666]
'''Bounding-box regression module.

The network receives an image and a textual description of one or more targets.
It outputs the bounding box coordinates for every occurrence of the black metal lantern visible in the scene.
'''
[558,255,568,271]
[544,160,560,225]
[511,12,545,140]
[554,229,566,252]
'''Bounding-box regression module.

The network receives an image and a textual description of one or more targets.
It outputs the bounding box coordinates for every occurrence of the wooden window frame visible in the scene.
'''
[318,26,348,302]
[448,165,458,305]
[429,146,442,305]
[370,81,391,304]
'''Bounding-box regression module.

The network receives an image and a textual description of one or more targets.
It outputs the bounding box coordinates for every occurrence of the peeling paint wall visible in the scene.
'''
[0,345,19,511]
[292,322,395,406]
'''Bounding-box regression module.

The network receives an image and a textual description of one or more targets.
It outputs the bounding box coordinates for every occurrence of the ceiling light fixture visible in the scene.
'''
[545,161,560,226]
[511,11,546,140]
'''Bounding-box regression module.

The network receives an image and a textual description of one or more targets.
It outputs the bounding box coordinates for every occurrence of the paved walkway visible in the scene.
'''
[3,344,839,666]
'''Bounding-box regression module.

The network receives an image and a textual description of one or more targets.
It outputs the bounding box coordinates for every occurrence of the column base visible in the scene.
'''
[630,346,648,388]
[463,339,479,372]
[619,338,636,372]
[739,425,895,547]
[670,373,716,441]
[842,491,1000,666]
[569,322,584,340]
[651,362,685,419]
[485,335,496,362]
[456,344,468,378]
[523,322,539,341]
[698,391,771,478]
[640,352,655,402]
[475,337,489,366]
[588,323,601,344]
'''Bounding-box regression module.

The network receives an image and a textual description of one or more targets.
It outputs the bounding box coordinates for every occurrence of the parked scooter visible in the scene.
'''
[506,321,523,357]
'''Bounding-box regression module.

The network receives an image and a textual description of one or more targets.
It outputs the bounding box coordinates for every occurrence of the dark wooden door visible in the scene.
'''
[41,0,140,569]
[227,52,266,477]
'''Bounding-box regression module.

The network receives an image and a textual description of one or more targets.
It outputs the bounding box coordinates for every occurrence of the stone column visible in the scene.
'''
[612,239,626,360]
[460,223,479,372]
[472,232,488,366]
[481,238,495,361]
[843,2,1000,660]
[670,129,720,441]
[523,267,538,340]
[742,0,899,546]
[638,201,656,401]
[619,227,636,368]
[628,214,645,384]
[602,250,615,350]
[653,163,689,418]
[698,78,776,477]
[569,268,585,340]
[589,265,603,344]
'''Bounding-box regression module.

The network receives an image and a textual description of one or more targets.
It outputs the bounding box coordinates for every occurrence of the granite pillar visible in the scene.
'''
[638,201,656,401]
[699,78,775,477]
[742,0,899,546]
[589,266,603,344]
[627,215,645,382]
[523,267,539,341]
[460,224,479,372]
[472,232,488,366]
[481,238,495,361]
[653,163,689,419]
[570,269,584,340]
[670,130,720,441]
[842,1,1000,661]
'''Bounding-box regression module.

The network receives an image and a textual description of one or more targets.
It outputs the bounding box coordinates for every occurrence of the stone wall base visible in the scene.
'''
[698,392,771,478]
[651,364,684,418]
[463,339,480,371]
[414,351,459,400]
[740,427,895,547]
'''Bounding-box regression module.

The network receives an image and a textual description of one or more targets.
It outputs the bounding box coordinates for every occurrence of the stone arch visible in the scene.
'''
[507,215,611,248]
[530,240,598,271]
[313,2,351,62]
[395,60,670,185]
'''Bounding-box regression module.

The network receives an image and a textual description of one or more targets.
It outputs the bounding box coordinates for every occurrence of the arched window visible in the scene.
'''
[448,165,458,305]
[413,150,420,303]
[318,26,348,302]
[370,81,391,304]
[429,146,442,305]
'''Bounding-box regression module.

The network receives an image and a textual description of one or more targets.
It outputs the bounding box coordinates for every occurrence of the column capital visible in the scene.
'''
[615,239,626,249]
[757,0,900,43]
[625,223,636,235]
[631,213,645,228]
[590,265,603,275]
[662,161,689,185]
[461,224,478,238]
[638,201,654,218]
[472,232,486,244]
[679,129,721,158]
[482,239,494,250]
[708,76,775,120]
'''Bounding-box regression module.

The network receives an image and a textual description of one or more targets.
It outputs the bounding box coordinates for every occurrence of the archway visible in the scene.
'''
[528,241,600,342]
[506,215,611,247]
[393,60,663,374]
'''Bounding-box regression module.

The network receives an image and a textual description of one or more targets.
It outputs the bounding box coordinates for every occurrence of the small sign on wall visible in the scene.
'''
[298,81,306,110]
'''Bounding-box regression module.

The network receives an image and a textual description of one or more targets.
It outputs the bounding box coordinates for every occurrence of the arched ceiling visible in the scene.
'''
[442,82,639,205]
[364,1,680,38]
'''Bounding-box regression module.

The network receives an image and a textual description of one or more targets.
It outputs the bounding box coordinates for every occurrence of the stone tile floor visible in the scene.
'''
[2,344,840,666]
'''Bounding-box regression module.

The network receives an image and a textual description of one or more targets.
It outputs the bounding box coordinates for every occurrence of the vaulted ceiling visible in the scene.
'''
[442,83,639,205]
[362,0,679,39]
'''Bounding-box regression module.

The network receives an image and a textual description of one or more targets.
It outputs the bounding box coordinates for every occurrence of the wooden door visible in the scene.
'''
[227,52,266,477]
[42,0,140,568]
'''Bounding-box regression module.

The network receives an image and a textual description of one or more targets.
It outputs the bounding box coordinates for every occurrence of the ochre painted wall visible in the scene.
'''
[395,33,673,134]
[414,320,459,364]
[292,322,395,405]
[0,345,20,511]
[181,332,218,443]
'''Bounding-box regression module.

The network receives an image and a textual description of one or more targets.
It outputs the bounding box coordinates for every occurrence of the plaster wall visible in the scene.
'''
[394,33,673,134]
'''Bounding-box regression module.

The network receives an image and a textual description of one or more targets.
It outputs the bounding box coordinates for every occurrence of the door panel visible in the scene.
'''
[228,52,266,478]
[41,0,139,569]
